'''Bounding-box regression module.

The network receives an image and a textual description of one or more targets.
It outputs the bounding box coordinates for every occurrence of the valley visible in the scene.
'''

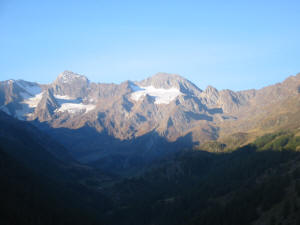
[0,71,300,225]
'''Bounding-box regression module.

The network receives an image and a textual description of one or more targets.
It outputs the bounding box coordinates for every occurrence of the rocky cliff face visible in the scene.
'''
[1,71,300,166]
[217,73,300,144]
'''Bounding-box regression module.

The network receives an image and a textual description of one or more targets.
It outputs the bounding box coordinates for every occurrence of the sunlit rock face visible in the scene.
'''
[1,71,300,164]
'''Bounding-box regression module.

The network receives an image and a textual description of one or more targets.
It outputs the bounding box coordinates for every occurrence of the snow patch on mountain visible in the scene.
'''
[130,83,144,92]
[16,81,42,98]
[15,102,37,120]
[54,95,95,114]
[131,85,182,104]
[54,95,77,101]
[24,92,44,108]
[55,103,95,114]
[9,81,44,119]
[15,92,44,119]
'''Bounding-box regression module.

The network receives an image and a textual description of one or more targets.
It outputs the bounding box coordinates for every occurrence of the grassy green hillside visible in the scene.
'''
[213,95,300,151]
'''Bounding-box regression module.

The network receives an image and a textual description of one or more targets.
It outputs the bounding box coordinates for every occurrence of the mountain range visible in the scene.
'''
[1,71,300,172]
[1,71,300,225]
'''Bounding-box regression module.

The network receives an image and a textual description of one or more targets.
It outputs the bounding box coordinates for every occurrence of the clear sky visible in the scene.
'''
[1,0,300,91]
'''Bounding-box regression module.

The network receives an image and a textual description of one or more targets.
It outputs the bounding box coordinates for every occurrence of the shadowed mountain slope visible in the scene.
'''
[0,71,300,172]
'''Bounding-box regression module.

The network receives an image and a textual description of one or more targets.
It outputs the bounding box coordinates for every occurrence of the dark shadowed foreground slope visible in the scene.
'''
[0,112,113,225]
[1,107,300,225]
[103,131,300,225]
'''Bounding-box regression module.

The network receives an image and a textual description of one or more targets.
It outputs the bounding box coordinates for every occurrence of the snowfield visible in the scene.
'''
[55,103,96,114]
[130,85,182,104]
[54,95,96,114]
[17,80,42,98]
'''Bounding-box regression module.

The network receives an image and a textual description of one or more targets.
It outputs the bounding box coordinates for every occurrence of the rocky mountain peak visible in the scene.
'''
[150,72,184,81]
[204,85,219,94]
[200,85,220,105]
[52,71,89,98]
[137,72,202,97]
[55,71,89,84]
[139,72,188,88]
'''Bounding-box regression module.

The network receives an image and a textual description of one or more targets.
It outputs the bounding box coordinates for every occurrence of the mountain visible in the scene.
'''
[0,110,72,164]
[0,111,114,225]
[2,110,300,225]
[1,71,300,173]
[103,130,300,225]
[1,71,300,225]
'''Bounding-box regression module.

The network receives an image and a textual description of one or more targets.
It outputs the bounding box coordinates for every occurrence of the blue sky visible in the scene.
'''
[1,0,300,90]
